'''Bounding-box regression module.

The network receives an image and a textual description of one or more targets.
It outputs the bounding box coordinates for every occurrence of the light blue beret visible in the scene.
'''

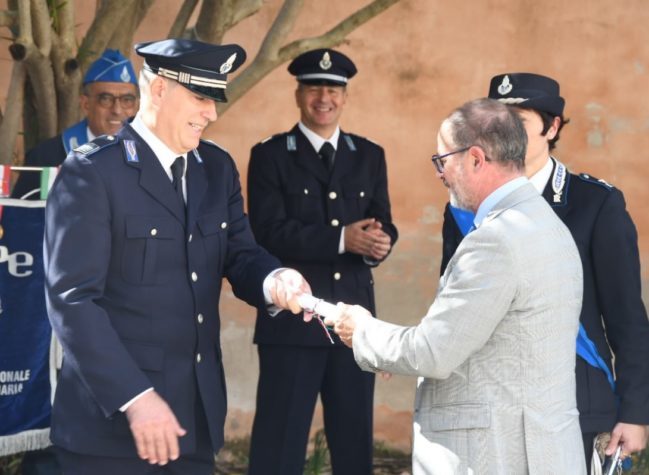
[83,49,137,86]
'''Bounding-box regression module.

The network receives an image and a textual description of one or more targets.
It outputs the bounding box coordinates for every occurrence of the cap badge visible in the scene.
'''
[319,52,332,70]
[120,66,132,83]
[497,75,513,95]
[219,53,237,74]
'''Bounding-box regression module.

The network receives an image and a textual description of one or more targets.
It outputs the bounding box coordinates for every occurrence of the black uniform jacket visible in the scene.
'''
[247,125,398,347]
[44,124,280,457]
[441,158,649,433]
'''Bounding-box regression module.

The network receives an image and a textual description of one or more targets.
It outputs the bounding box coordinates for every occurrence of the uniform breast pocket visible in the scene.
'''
[285,185,322,222]
[122,215,179,285]
[198,210,229,275]
[343,184,372,219]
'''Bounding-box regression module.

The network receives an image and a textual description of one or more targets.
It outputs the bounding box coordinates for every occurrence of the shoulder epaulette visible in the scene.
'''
[73,135,119,157]
[347,132,380,147]
[259,133,284,145]
[578,173,615,190]
[200,138,229,154]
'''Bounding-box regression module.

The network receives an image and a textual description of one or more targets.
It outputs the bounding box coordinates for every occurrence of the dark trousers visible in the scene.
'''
[54,446,213,475]
[248,345,375,475]
[21,447,61,475]
[583,432,596,475]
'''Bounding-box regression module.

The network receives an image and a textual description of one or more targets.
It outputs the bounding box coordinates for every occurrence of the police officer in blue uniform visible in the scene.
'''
[12,49,139,199]
[440,73,649,470]
[246,49,398,475]
[43,39,311,475]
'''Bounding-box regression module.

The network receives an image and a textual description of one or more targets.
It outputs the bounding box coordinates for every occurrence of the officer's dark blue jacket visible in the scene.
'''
[247,125,398,346]
[441,158,649,433]
[44,124,280,457]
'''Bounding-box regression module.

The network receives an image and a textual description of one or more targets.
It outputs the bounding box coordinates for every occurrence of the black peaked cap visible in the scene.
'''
[135,39,246,102]
[288,49,357,86]
[488,72,565,117]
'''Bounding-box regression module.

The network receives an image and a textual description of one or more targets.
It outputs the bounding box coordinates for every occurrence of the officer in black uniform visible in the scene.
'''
[43,39,310,475]
[246,49,398,475]
[440,73,649,470]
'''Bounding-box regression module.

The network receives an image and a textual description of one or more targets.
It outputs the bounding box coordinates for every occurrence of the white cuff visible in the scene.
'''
[119,387,154,412]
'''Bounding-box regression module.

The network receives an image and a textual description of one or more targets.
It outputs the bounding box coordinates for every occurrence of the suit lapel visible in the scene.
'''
[186,148,208,232]
[292,126,330,184]
[121,126,186,225]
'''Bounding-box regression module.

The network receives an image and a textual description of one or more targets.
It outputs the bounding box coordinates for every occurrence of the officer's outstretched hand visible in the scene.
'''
[345,218,392,260]
[269,268,313,321]
[126,390,186,465]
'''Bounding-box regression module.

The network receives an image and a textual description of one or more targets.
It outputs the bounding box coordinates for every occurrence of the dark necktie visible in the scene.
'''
[171,156,185,207]
[319,142,335,171]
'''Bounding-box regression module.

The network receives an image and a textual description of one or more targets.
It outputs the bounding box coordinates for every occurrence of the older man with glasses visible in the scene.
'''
[440,73,649,473]
[327,98,587,474]
[12,49,139,200]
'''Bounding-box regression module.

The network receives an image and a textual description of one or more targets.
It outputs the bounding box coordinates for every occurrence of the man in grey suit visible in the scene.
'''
[326,98,587,474]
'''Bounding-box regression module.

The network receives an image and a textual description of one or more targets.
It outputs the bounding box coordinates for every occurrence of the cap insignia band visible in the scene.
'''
[219,53,237,74]
[497,75,513,95]
[296,73,347,84]
[157,67,227,89]
[319,52,332,70]
[497,97,528,105]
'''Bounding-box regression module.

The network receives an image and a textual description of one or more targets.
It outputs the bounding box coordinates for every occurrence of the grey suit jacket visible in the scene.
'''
[353,183,586,474]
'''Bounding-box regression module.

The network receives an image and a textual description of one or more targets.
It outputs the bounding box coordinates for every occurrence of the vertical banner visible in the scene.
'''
[0,199,52,455]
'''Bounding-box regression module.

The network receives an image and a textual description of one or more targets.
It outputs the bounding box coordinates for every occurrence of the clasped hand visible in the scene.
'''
[345,218,391,260]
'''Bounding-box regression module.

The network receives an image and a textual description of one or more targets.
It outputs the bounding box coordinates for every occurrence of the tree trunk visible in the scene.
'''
[0,62,26,165]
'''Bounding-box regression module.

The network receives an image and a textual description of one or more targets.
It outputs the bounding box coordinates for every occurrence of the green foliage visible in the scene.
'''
[304,429,330,475]
[631,448,649,474]
[0,453,23,475]
[46,0,68,34]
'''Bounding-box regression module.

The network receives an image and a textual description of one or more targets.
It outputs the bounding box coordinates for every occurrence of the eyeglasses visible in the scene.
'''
[431,146,471,173]
[90,93,138,109]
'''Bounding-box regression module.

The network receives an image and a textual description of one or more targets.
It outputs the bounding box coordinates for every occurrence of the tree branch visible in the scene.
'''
[230,0,263,28]
[30,0,51,56]
[78,0,137,72]
[0,61,26,165]
[256,0,303,60]
[278,0,401,60]
[12,0,57,140]
[108,0,154,54]
[16,0,32,42]
[51,1,82,130]
[0,9,17,27]
[195,0,231,44]
[167,0,199,39]
[195,0,263,44]
[217,0,402,115]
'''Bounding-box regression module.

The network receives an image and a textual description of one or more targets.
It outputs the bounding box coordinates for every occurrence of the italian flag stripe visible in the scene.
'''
[0,165,10,197]
[40,167,58,200]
